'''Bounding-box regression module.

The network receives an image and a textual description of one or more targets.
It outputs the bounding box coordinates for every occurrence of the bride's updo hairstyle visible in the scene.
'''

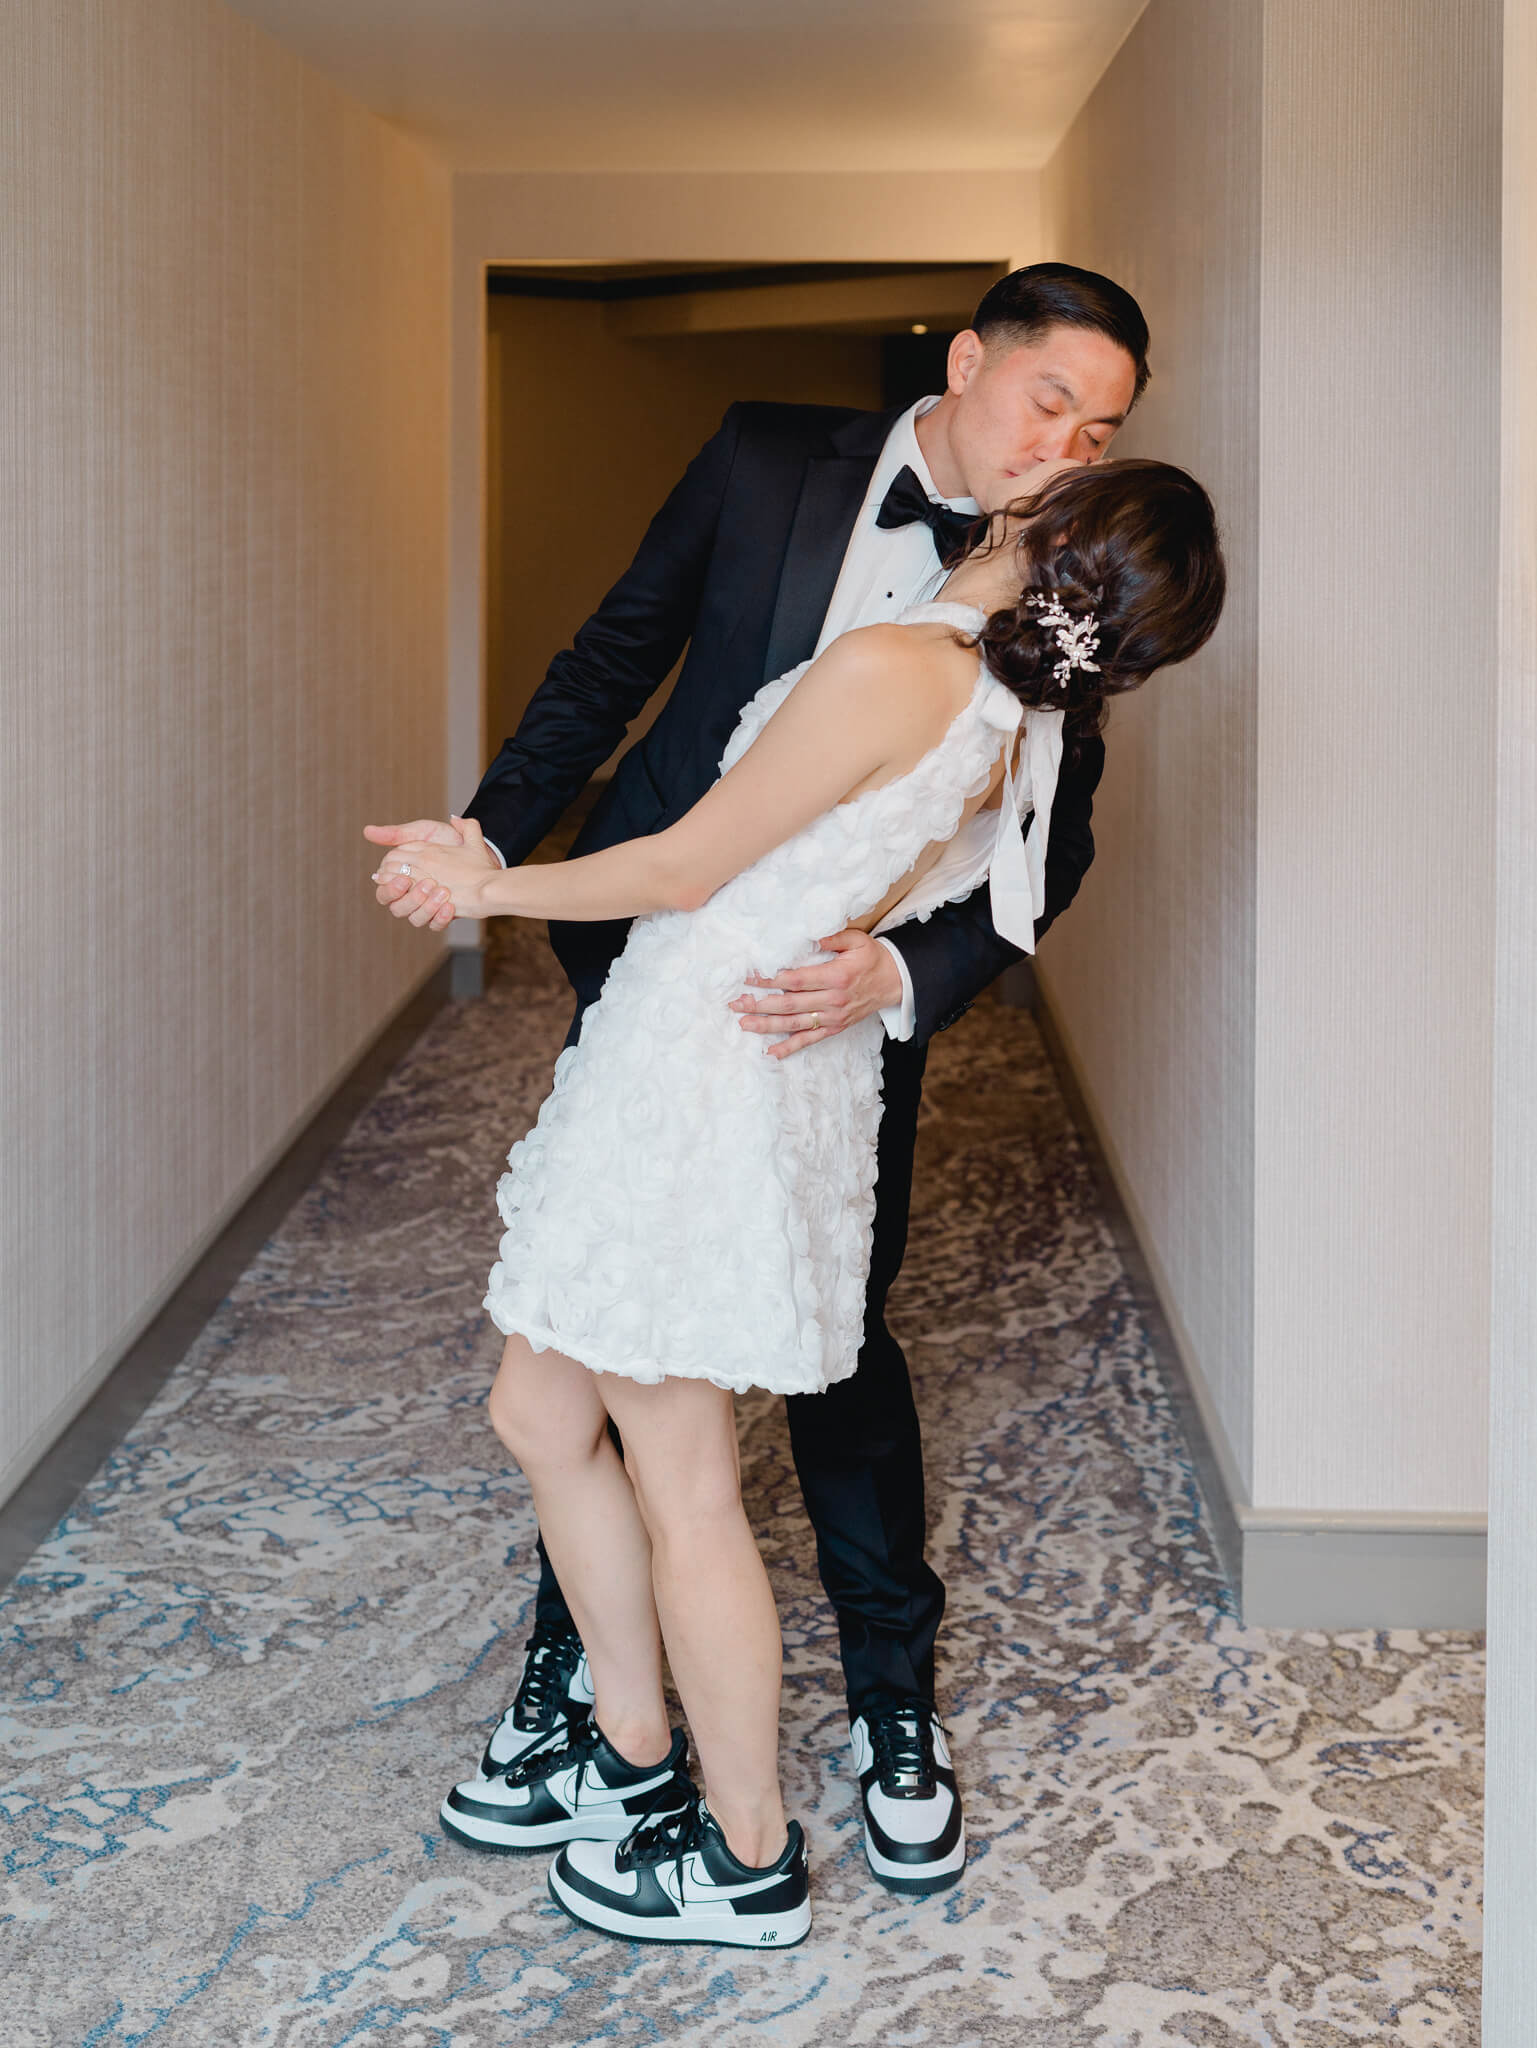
[973,458,1226,740]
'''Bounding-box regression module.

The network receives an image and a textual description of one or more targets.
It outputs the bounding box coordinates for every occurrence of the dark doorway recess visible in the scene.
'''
[487,261,982,303]
[481,258,998,768]
[882,330,962,410]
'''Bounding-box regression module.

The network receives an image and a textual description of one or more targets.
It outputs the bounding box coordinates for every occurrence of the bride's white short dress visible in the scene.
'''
[483,602,1064,1396]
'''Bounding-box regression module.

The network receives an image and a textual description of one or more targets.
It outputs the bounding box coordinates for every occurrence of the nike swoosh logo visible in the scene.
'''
[665,1856,790,1905]
[570,1765,675,1808]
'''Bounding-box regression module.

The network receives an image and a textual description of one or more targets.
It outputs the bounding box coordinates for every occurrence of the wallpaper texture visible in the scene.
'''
[1249,0,1497,1510]
[1039,0,1498,1516]
[0,0,451,1505]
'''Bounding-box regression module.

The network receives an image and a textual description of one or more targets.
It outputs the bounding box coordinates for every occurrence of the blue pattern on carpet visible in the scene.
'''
[1,924,1481,2045]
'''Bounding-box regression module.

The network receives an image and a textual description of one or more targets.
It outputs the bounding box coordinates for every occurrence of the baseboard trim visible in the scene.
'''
[1238,1515,1486,1630]
[0,953,455,1589]
[448,941,486,999]
[1027,977,1486,1632]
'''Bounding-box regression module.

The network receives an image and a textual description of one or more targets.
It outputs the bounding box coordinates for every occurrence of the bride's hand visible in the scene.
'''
[364,814,498,931]
[370,816,496,924]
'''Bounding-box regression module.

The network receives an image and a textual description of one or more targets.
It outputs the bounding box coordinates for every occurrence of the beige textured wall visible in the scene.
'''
[0,0,451,1505]
[454,170,1042,269]
[485,297,881,760]
[1039,0,1499,1517]
[1040,0,1263,1496]
[1483,0,1537,2025]
[1250,0,1499,1512]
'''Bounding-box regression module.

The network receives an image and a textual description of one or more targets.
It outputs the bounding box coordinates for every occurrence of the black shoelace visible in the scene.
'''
[869,1706,938,1795]
[504,1711,603,1790]
[617,1785,708,1880]
[511,1620,584,1730]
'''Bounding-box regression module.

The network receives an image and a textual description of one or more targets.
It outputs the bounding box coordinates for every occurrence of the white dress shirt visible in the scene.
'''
[486,395,975,1041]
[810,395,979,1039]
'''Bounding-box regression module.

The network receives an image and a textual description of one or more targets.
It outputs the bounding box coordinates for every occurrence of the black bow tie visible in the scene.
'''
[875,465,981,563]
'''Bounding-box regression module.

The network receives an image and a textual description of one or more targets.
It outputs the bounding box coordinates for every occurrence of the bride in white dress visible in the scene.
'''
[372,457,1224,1948]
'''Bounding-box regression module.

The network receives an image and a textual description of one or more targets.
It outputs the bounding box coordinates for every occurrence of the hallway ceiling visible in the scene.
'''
[224,0,1149,173]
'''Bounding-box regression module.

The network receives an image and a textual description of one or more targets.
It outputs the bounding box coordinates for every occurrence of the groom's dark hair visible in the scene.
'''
[972,263,1151,406]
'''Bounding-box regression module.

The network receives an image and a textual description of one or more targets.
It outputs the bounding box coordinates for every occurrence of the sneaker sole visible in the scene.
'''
[863,1823,967,1896]
[547,1864,812,1949]
[438,1800,642,1854]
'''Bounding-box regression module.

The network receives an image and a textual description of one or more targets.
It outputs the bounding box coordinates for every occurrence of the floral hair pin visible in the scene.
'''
[1026,592,1101,688]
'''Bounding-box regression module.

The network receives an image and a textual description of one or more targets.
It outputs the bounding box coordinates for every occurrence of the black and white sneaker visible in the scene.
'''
[475,1620,597,1779]
[440,1715,690,1853]
[850,1702,966,1895]
[549,1787,811,1948]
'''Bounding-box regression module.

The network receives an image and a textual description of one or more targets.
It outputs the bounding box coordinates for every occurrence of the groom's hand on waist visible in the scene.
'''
[730,928,904,1060]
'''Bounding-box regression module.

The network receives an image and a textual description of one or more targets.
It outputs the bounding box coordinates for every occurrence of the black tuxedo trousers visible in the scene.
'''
[532,1013,943,1714]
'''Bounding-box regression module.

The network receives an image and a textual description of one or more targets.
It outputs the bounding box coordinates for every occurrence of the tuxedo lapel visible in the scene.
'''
[762,407,901,683]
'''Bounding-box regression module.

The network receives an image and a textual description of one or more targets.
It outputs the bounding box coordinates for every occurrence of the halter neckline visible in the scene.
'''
[896,598,989,632]
[881,596,1062,955]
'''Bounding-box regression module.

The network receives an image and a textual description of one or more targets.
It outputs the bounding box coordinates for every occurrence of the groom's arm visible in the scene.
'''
[883,732,1106,1045]
[462,405,746,869]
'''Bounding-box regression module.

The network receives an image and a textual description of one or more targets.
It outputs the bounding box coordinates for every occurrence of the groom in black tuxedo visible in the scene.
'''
[371,263,1149,1894]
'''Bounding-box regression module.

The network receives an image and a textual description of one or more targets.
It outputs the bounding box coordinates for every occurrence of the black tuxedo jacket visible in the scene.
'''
[463,400,1105,1044]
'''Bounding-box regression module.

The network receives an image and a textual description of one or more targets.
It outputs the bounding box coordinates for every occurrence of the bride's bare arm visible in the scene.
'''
[373,628,953,924]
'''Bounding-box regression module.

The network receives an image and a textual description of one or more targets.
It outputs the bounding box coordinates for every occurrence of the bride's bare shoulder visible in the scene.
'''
[815,621,978,711]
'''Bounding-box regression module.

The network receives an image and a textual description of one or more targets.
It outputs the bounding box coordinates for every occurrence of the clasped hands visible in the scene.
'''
[361,816,903,1059]
[365,815,495,928]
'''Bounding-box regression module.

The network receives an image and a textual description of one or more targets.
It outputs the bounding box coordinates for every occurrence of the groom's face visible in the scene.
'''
[946,324,1137,512]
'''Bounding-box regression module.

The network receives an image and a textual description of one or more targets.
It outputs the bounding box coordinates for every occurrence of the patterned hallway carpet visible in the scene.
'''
[2,921,1482,2046]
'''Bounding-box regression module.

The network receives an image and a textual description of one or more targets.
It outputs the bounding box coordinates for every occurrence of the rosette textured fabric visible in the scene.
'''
[484,603,1029,1395]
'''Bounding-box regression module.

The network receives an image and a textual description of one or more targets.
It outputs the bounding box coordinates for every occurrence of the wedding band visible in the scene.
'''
[810,1012,822,1031]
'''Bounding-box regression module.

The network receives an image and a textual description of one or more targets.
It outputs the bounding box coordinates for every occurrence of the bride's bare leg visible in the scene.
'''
[598,1373,786,1868]
[487,1333,670,1766]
